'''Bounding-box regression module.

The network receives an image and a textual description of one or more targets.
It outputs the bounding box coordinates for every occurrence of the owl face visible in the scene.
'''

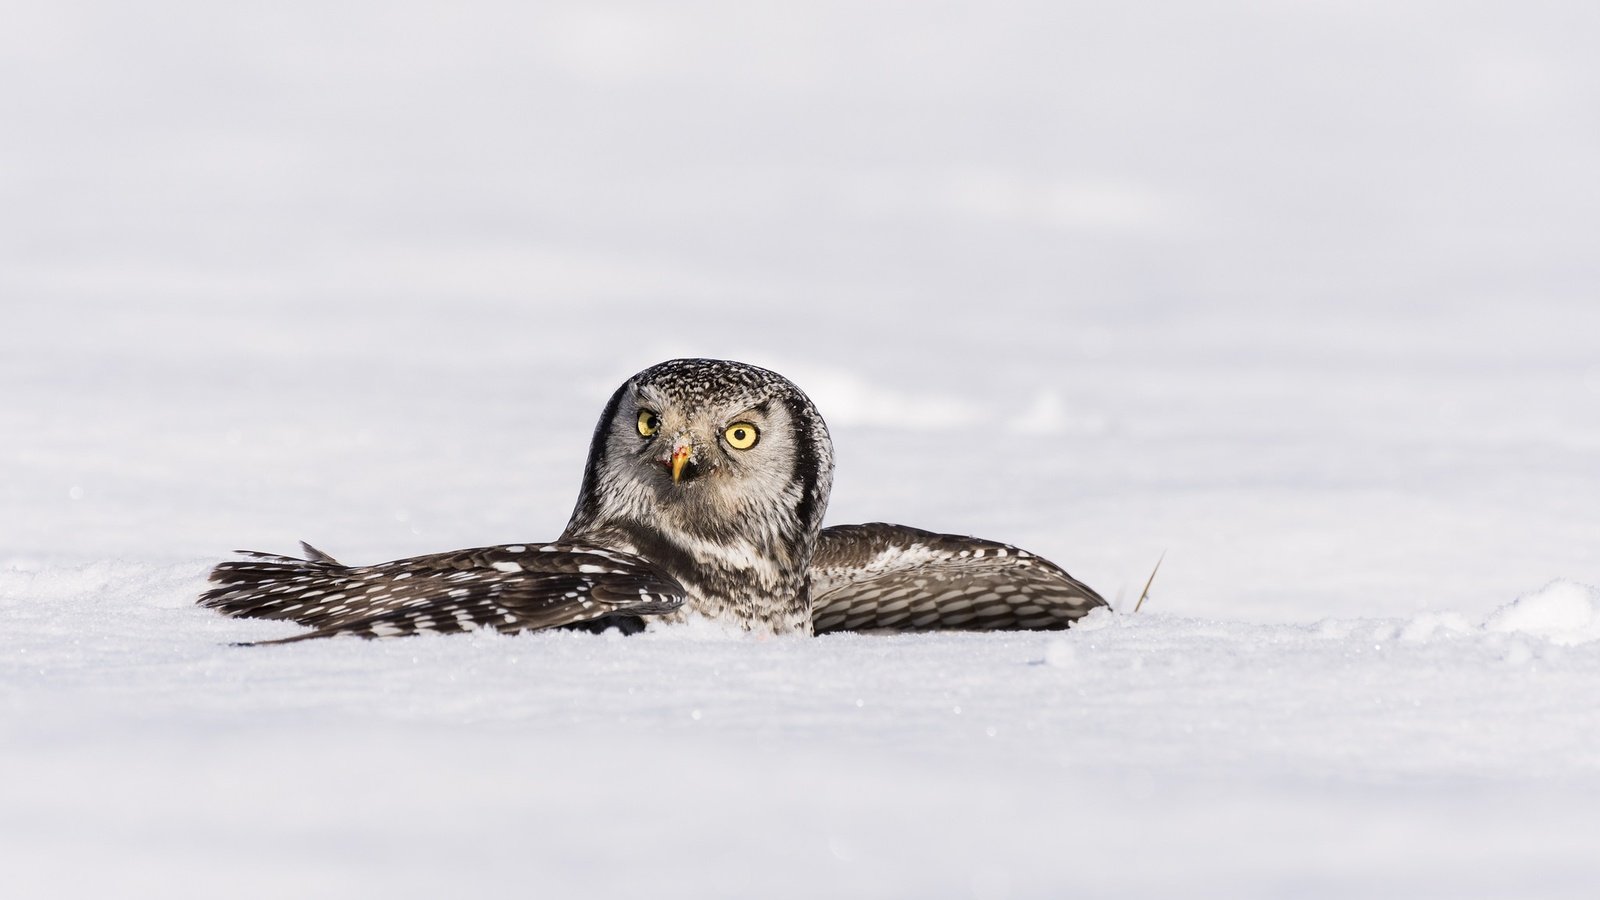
[569,359,834,552]
[628,383,779,488]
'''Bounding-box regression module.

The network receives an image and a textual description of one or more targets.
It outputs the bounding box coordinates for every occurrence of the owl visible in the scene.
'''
[201,359,1105,642]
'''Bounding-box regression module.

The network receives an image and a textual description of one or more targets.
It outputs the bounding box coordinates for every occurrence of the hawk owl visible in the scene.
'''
[201,359,1106,642]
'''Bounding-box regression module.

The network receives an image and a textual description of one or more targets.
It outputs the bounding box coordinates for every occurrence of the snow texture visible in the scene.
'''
[3,1,1599,898]
[1485,580,1600,646]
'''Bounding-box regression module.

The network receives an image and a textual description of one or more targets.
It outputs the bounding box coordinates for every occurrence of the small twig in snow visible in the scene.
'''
[1133,551,1165,614]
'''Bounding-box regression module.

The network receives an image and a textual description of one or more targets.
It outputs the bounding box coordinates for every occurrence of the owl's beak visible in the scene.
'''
[669,443,693,483]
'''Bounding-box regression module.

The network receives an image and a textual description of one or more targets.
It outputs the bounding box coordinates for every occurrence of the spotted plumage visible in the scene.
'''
[809,524,1102,633]
[200,359,1106,642]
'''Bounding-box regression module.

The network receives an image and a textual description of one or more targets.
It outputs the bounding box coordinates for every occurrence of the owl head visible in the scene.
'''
[566,359,835,555]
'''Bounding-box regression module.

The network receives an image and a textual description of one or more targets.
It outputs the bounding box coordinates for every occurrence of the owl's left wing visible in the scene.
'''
[809,523,1107,634]
[200,541,685,644]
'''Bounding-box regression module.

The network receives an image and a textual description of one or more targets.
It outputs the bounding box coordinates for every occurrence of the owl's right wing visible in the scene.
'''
[200,541,685,644]
[809,523,1107,634]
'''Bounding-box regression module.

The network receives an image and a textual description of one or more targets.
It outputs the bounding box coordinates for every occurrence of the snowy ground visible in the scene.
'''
[4,2,1600,897]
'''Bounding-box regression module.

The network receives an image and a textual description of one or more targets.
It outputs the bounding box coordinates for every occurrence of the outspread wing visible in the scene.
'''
[200,542,685,644]
[809,523,1106,634]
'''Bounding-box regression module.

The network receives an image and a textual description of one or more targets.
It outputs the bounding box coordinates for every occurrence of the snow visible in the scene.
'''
[4,1,1600,897]
[1485,580,1600,647]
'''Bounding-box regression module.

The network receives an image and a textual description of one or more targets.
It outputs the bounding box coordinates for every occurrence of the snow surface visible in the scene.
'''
[4,1,1600,897]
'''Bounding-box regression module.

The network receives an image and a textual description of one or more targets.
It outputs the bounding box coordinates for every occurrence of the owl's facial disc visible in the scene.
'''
[626,379,775,496]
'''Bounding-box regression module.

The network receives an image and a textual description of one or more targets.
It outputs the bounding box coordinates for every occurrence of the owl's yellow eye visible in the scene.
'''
[637,409,661,437]
[723,422,759,450]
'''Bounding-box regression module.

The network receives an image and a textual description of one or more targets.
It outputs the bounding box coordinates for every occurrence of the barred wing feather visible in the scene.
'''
[809,523,1106,634]
[200,542,685,644]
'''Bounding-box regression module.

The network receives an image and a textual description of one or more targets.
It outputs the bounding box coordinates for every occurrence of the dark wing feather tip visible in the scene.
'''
[298,541,341,565]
